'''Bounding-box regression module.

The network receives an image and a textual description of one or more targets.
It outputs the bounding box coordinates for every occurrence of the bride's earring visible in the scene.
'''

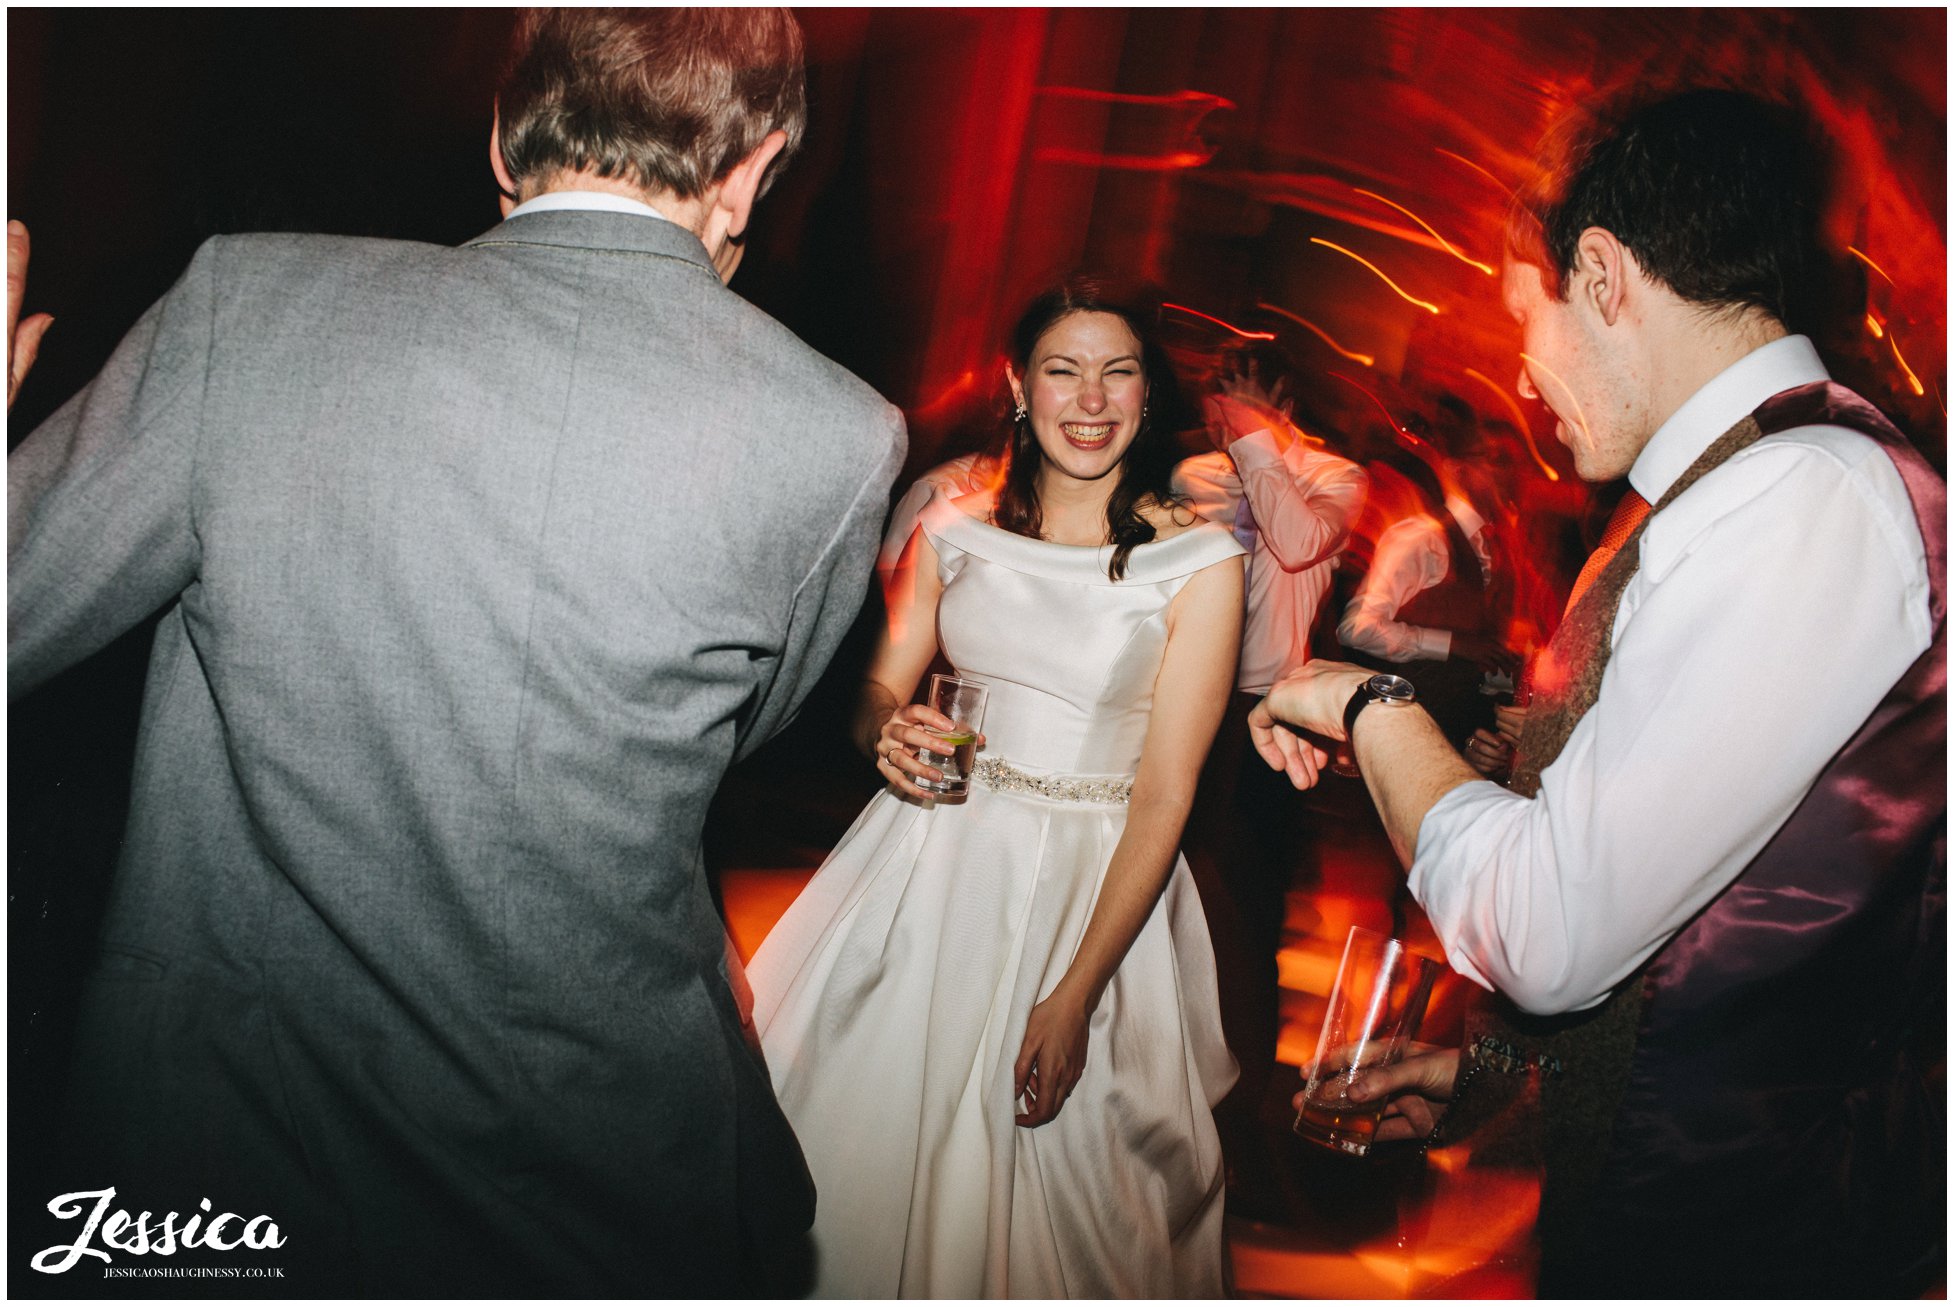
[1013,401,1028,423]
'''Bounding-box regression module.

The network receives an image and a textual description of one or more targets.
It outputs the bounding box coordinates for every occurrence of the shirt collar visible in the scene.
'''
[1630,334,1830,502]
[505,190,670,223]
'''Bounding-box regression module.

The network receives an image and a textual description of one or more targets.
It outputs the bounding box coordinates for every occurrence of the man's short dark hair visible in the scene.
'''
[498,8,807,202]
[1507,88,1827,328]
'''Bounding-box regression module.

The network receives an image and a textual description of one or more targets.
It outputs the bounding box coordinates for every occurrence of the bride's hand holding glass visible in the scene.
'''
[875,703,985,800]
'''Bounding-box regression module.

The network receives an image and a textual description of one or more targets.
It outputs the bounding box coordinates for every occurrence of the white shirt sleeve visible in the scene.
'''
[1409,431,1932,1013]
[1227,430,1367,573]
[1337,515,1454,662]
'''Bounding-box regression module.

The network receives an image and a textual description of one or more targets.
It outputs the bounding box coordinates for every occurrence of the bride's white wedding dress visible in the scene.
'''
[749,493,1241,1297]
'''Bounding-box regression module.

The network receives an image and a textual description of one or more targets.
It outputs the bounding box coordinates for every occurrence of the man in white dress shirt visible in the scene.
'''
[1253,89,1941,1295]
[1172,344,1367,1207]
[1337,449,1519,748]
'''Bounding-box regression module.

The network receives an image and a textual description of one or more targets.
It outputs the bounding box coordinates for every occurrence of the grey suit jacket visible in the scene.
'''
[9,210,904,1295]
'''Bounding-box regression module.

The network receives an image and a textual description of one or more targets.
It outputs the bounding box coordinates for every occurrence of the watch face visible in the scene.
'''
[1367,673,1415,705]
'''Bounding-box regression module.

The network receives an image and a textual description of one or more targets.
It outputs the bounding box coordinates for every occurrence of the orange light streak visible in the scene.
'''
[1310,239,1441,314]
[1866,313,1885,339]
[1162,303,1276,340]
[1253,301,1374,366]
[1353,187,1494,275]
[1888,333,1926,396]
[1328,371,1434,458]
[1435,147,1517,202]
[1847,245,1896,288]
[1518,352,1592,445]
[1463,367,1560,482]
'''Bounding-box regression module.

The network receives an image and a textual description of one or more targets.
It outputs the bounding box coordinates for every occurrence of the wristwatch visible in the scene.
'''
[1341,672,1416,744]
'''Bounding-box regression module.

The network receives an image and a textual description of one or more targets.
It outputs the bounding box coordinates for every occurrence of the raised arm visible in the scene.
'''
[1012,551,1243,1126]
[10,239,217,698]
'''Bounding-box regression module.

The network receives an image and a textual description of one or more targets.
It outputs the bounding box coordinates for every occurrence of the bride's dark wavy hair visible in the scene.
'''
[991,276,1190,581]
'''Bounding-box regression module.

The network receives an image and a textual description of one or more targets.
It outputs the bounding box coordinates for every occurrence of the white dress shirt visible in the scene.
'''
[506,190,672,222]
[1174,430,1368,693]
[1338,498,1493,662]
[1411,335,1932,1013]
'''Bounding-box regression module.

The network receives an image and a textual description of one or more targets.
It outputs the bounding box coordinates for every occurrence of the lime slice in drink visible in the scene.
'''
[935,731,978,746]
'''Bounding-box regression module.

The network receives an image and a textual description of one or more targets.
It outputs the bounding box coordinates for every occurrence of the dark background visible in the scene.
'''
[9,7,1944,1288]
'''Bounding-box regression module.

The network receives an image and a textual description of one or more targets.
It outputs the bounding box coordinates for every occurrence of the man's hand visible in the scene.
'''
[1201,371,1290,453]
[1303,1043,1460,1145]
[8,220,54,410]
[1248,660,1371,789]
[1463,727,1512,778]
[1451,633,1520,678]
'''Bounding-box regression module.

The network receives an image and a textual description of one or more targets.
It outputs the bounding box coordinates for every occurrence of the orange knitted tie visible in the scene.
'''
[1563,488,1650,614]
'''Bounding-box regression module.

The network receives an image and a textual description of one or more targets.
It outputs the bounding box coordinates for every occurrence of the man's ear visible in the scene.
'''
[490,108,520,217]
[1575,227,1630,327]
[714,130,790,244]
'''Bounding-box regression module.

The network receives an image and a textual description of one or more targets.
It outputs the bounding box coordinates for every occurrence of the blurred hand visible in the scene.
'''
[872,703,984,800]
[1492,701,1528,748]
[1463,727,1512,779]
[8,220,54,410]
[1013,989,1088,1127]
[1450,633,1520,678]
[1307,1043,1460,1145]
[1201,369,1292,453]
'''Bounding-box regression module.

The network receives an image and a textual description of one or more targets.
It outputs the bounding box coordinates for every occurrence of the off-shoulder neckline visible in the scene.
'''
[918,489,1243,586]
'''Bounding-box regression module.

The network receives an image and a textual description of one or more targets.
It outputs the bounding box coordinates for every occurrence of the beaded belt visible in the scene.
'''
[972,756,1133,805]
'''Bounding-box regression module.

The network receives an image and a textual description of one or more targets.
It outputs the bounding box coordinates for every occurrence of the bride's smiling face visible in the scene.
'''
[1008,310,1149,486]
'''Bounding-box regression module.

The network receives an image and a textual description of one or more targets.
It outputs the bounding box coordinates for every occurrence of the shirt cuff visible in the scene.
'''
[1413,626,1452,661]
[1224,427,1284,470]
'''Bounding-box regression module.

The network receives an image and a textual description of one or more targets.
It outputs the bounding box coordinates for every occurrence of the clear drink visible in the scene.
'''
[1293,927,1442,1158]
[1294,1079,1388,1156]
[919,729,979,795]
[916,675,987,798]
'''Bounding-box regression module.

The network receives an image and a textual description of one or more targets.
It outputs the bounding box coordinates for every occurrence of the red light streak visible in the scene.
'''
[1037,87,1234,112]
[1328,371,1434,458]
[1310,239,1441,314]
[1034,146,1217,171]
[1846,245,1897,288]
[1435,147,1516,202]
[1866,313,1885,339]
[1034,87,1231,173]
[1463,367,1560,482]
[1253,301,1374,366]
[1162,303,1276,340]
[1353,187,1494,276]
[1519,351,1592,445]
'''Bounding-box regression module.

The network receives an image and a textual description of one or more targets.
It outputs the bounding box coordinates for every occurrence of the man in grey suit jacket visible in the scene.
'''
[9,11,904,1295]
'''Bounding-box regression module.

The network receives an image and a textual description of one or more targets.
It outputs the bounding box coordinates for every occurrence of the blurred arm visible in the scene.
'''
[10,240,219,698]
[736,404,907,759]
[1336,515,1452,661]
[1230,430,1367,573]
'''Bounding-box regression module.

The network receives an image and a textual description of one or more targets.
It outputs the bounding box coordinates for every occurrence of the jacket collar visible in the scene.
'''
[462,208,718,277]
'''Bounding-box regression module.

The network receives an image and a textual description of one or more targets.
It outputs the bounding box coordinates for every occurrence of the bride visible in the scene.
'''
[748,278,1243,1297]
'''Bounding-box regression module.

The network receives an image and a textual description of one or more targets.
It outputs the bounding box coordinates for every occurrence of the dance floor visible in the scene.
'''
[710,730,1540,1299]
